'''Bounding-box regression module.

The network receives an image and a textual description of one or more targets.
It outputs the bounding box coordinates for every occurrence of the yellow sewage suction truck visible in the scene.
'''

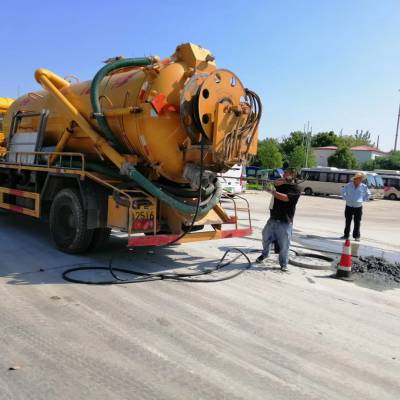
[0,43,261,253]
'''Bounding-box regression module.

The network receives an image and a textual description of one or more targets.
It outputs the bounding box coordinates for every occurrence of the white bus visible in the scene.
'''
[299,167,384,199]
[374,169,400,176]
[373,171,400,200]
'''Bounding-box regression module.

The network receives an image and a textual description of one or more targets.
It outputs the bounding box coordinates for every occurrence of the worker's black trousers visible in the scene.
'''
[344,206,362,239]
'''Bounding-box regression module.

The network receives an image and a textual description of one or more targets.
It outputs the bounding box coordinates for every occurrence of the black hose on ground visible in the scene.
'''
[62,248,252,285]
[60,244,338,285]
[248,247,335,270]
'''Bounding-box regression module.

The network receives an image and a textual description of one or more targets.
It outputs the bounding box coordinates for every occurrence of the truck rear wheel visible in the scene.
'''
[49,188,94,254]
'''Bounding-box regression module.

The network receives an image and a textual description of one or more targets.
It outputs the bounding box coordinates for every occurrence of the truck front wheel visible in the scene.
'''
[49,188,94,254]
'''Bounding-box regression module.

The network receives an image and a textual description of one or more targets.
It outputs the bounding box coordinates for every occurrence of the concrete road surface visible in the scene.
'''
[0,194,399,400]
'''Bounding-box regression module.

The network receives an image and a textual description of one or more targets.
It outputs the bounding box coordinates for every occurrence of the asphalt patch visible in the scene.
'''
[351,256,400,291]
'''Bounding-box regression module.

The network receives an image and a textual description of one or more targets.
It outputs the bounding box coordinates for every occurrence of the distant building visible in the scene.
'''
[350,146,387,164]
[313,146,387,167]
[314,146,337,166]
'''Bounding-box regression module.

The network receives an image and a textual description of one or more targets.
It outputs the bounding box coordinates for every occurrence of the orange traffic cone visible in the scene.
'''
[336,239,353,280]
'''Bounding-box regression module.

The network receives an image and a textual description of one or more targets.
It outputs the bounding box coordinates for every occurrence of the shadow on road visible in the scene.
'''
[0,212,252,286]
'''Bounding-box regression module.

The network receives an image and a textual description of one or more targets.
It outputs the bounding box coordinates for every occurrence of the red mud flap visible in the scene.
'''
[128,228,252,247]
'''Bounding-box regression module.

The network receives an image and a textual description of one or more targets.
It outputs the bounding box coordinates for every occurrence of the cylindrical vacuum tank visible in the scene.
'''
[3,43,260,183]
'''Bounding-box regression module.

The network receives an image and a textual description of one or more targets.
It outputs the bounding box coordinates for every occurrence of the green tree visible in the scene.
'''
[280,131,307,158]
[328,147,358,169]
[361,160,375,171]
[257,139,283,169]
[336,130,373,148]
[287,145,316,169]
[354,130,372,145]
[311,131,338,147]
[307,148,317,167]
[361,151,400,170]
[374,151,400,170]
[288,146,305,169]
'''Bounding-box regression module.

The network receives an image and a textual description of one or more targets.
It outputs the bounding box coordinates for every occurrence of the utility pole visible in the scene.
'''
[395,99,400,152]
[304,124,312,168]
[306,126,312,167]
[304,121,310,167]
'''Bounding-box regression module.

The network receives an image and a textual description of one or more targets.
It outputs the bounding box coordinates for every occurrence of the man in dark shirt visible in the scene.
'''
[256,168,301,271]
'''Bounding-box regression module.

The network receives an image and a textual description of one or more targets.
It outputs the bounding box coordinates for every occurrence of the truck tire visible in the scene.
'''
[89,228,111,251]
[49,188,94,254]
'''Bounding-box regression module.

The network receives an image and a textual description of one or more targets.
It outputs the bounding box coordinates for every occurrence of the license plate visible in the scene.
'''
[132,204,155,221]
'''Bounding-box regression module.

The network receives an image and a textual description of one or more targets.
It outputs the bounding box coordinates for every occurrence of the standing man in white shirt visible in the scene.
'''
[341,172,371,241]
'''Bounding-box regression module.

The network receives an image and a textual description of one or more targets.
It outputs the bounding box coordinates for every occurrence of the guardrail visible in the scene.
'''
[1,151,86,170]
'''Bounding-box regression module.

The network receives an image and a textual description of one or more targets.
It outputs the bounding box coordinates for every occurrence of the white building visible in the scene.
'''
[314,146,337,166]
[313,146,387,167]
[350,146,387,164]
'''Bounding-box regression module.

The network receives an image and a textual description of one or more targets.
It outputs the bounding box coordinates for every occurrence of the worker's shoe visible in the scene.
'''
[256,255,266,264]
[354,237,360,242]
[340,235,349,240]
[280,265,289,272]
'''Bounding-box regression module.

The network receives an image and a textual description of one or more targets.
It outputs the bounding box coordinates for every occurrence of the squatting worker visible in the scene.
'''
[256,168,301,272]
[341,172,371,241]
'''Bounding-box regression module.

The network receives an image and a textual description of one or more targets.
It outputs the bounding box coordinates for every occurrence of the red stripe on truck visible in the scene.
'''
[127,228,252,247]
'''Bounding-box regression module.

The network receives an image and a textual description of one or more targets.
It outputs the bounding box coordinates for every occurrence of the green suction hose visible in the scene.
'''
[59,160,221,216]
[122,164,222,215]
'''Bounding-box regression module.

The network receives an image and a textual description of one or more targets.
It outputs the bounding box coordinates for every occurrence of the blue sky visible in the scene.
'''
[1,0,399,150]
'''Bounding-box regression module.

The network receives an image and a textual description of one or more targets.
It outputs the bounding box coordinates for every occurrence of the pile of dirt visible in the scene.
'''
[352,256,400,286]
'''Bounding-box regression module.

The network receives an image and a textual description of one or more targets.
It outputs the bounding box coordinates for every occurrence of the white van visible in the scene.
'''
[217,164,246,194]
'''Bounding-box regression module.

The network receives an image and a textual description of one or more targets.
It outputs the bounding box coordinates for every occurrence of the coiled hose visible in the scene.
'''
[62,248,252,284]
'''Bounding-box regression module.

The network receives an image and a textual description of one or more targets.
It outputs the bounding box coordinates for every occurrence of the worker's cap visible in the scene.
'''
[352,172,365,181]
